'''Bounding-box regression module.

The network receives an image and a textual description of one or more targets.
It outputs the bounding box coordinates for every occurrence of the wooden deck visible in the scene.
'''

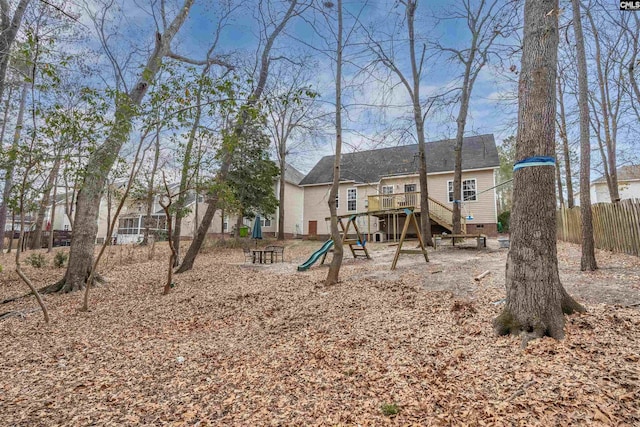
[366,192,465,233]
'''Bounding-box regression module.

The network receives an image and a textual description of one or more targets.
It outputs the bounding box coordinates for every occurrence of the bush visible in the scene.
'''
[381,403,400,417]
[24,253,47,268]
[154,230,168,242]
[53,251,68,268]
[498,211,510,232]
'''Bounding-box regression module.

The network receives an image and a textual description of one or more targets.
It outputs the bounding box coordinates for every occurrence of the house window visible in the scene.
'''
[382,185,393,195]
[448,179,477,202]
[140,214,167,231]
[404,184,416,193]
[118,217,141,235]
[223,222,228,230]
[463,179,477,201]
[347,188,357,211]
[261,217,272,227]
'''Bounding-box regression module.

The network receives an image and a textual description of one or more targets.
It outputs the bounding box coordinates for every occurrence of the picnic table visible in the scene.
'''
[252,249,275,264]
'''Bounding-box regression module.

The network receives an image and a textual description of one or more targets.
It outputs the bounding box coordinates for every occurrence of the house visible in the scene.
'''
[265,164,305,237]
[590,165,640,203]
[218,163,306,238]
[299,134,500,239]
[91,163,306,244]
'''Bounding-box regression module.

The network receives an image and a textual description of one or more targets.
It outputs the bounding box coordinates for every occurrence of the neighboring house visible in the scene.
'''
[299,134,500,239]
[94,163,306,244]
[268,164,305,238]
[219,163,306,238]
[589,165,640,204]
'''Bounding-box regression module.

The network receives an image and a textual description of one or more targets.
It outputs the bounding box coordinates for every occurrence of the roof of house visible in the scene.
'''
[592,165,640,184]
[299,134,499,186]
[283,163,305,185]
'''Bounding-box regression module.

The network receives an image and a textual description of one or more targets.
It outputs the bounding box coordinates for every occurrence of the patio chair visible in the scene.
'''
[242,246,253,263]
[265,245,285,262]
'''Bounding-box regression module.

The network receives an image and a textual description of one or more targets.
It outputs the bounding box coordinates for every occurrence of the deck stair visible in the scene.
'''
[367,192,466,233]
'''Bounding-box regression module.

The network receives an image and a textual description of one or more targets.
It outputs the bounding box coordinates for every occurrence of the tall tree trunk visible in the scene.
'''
[235,212,243,239]
[172,67,205,262]
[57,0,195,292]
[0,84,15,252]
[586,10,619,202]
[8,211,15,252]
[493,0,584,345]
[31,156,60,249]
[142,128,161,246]
[555,156,564,207]
[452,35,478,236]
[47,176,57,252]
[176,0,301,273]
[573,0,597,271]
[0,0,30,104]
[406,0,432,245]
[277,156,286,240]
[0,83,28,253]
[629,15,640,103]
[325,0,344,286]
[556,73,574,208]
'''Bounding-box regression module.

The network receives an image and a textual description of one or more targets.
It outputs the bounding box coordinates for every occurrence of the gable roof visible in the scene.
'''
[283,163,305,185]
[592,165,640,184]
[299,134,499,186]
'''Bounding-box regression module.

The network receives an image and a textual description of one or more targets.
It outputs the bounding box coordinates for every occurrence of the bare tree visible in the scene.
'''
[572,0,597,271]
[54,0,203,293]
[366,0,433,245]
[81,124,150,311]
[171,5,234,262]
[176,0,309,273]
[264,62,319,241]
[555,69,574,208]
[493,0,584,345]
[324,0,344,286]
[584,6,627,203]
[0,83,22,253]
[0,0,31,103]
[433,0,515,235]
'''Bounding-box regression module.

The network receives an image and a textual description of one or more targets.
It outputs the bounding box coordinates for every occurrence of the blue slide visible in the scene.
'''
[297,240,334,271]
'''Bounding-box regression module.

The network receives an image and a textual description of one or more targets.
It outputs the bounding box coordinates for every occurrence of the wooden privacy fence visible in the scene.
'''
[557,199,640,256]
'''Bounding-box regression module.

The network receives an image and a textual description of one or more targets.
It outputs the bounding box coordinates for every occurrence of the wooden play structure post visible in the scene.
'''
[321,213,371,265]
[391,208,429,270]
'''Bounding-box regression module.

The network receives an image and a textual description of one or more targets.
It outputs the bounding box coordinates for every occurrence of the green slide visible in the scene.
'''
[297,240,334,272]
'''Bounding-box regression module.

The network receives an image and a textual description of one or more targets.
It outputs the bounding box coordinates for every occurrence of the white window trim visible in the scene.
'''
[448,178,478,203]
[382,185,394,194]
[404,183,416,193]
[347,187,357,211]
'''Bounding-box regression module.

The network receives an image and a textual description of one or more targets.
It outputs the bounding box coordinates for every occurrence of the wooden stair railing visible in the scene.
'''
[367,192,466,233]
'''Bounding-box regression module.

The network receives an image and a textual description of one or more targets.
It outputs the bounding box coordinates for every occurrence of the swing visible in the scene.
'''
[457,199,474,221]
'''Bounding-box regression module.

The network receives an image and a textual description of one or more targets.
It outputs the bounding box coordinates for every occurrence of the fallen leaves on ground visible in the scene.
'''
[0,240,638,426]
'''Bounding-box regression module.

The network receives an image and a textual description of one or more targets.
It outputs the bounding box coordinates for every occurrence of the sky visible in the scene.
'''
[4,0,636,197]
[73,0,522,175]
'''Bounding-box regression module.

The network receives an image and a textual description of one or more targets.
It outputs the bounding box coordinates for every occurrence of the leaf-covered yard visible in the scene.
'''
[1,240,639,425]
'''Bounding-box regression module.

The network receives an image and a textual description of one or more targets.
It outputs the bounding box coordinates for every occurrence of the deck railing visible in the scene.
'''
[367,192,466,233]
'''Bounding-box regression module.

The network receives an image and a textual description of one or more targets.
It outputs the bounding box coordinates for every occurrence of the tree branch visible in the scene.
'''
[166,50,234,69]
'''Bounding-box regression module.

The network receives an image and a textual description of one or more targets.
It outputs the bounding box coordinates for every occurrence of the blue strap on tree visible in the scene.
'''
[513,156,555,171]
